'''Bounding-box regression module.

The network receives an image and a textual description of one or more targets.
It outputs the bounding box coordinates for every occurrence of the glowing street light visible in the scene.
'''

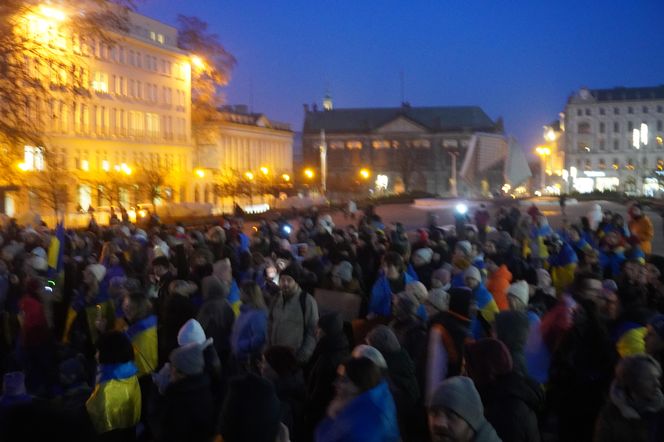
[359,168,371,180]
[282,174,290,182]
[260,166,269,176]
[535,146,551,191]
[245,171,254,181]
[544,128,556,142]
[304,168,314,179]
[191,55,205,70]
[17,163,29,172]
[40,6,66,21]
[195,169,205,178]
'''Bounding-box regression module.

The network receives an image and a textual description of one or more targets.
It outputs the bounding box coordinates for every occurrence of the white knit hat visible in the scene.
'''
[413,247,434,264]
[406,281,428,303]
[86,264,107,283]
[508,280,530,307]
[351,344,387,369]
[456,240,472,256]
[464,266,481,283]
[177,319,213,348]
[428,288,450,312]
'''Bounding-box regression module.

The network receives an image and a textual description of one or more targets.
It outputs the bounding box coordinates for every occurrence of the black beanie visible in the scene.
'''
[448,287,473,319]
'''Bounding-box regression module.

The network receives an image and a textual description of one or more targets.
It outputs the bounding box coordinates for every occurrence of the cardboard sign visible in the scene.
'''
[314,288,361,322]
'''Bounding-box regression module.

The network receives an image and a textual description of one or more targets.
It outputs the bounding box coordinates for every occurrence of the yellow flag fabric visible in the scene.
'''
[86,376,141,434]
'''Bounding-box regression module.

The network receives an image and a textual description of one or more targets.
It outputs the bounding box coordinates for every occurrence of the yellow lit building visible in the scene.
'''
[9,7,193,219]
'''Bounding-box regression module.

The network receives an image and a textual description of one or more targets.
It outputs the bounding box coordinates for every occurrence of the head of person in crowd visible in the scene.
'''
[152,256,171,280]
[483,240,498,256]
[431,268,451,290]
[628,203,644,220]
[623,259,646,285]
[331,261,354,289]
[611,213,626,230]
[278,265,302,299]
[382,251,405,281]
[392,291,419,322]
[645,314,664,358]
[83,263,106,300]
[428,376,495,442]
[597,280,620,321]
[507,280,530,312]
[543,234,563,256]
[611,354,663,416]
[122,292,152,324]
[213,258,233,284]
[570,272,603,304]
[448,287,475,321]
[463,266,482,290]
[96,330,134,366]
[645,262,662,286]
[240,280,267,311]
[351,344,388,371]
[201,275,228,300]
[465,338,513,388]
[406,281,428,305]
[169,342,205,382]
[168,279,197,298]
[426,287,450,318]
[412,247,434,268]
[326,356,383,418]
[602,230,623,250]
[207,226,226,245]
[261,345,299,383]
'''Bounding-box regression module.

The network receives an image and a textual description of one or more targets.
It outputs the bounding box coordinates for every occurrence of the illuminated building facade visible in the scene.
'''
[10,7,193,217]
[563,86,664,196]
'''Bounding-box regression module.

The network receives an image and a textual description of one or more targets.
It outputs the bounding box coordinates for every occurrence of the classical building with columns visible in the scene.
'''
[193,105,293,207]
[302,101,503,195]
[9,7,194,221]
[563,85,664,195]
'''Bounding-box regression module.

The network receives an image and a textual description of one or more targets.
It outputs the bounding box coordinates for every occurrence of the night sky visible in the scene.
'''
[138,0,664,153]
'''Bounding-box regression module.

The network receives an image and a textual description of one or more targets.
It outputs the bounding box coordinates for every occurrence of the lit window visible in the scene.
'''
[329,141,344,149]
[81,159,89,171]
[23,146,45,171]
[102,160,110,171]
[150,31,156,41]
[92,71,108,93]
[346,141,362,149]
[413,139,431,148]
[372,140,390,149]
[157,34,164,44]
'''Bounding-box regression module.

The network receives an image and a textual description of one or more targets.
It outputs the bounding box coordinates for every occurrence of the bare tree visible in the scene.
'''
[26,147,70,216]
[136,161,171,213]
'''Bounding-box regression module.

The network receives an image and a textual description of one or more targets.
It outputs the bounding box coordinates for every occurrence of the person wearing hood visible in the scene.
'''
[411,247,435,289]
[464,266,499,339]
[587,203,603,231]
[465,338,543,442]
[85,331,141,439]
[484,254,512,311]
[157,280,196,366]
[389,291,428,370]
[595,354,664,442]
[151,342,216,442]
[367,325,425,442]
[369,251,416,318]
[63,264,116,359]
[628,203,654,255]
[427,376,501,442]
[545,234,578,295]
[494,309,531,377]
[425,288,475,401]
[231,281,268,371]
[315,356,400,442]
[450,241,473,288]
[305,313,350,435]
[426,272,450,320]
[322,260,363,298]
[529,214,553,263]
[197,275,235,369]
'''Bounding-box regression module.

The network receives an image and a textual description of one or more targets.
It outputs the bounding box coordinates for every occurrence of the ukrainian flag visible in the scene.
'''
[47,221,65,295]
[86,362,141,434]
[126,314,158,376]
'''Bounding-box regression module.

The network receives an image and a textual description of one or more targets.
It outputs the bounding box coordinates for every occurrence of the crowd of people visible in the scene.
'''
[0,200,663,442]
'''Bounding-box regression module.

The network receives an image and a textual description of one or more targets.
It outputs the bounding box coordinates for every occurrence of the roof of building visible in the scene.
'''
[570,85,664,103]
[214,105,291,131]
[303,105,497,134]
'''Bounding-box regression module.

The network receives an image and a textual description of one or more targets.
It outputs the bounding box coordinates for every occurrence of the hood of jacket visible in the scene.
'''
[479,371,544,413]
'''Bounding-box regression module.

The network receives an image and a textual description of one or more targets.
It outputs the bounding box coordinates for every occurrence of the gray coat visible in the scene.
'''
[268,290,319,363]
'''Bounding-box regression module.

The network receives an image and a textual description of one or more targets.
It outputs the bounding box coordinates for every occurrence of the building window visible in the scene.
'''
[613,122,619,133]
[329,141,344,149]
[598,158,606,170]
[612,159,619,170]
[643,106,648,113]
[157,34,164,44]
[578,142,590,152]
[599,108,605,116]
[599,139,605,150]
[658,105,663,113]
[599,122,605,133]
[658,120,663,131]
[627,159,634,170]
[585,108,590,116]
[92,71,108,93]
[346,141,362,149]
[614,107,620,115]
[577,109,582,116]
[372,140,390,149]
[24,146,45,171]
[613,139,619,151]
[628,106,633,114]
[577,122,591,134]
[628,121,633,132]
[412,139,431,148]
[584,159,591,170]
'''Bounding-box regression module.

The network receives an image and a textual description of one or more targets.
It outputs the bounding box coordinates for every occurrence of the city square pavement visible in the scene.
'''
[316,198,664,256]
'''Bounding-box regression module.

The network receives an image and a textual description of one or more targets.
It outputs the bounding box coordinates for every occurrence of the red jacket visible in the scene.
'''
[486,265,512,311]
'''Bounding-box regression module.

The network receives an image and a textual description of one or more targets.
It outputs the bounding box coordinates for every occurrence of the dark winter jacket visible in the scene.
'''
[478,372,544,442]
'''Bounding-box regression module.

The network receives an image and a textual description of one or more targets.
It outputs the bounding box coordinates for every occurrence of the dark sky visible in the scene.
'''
[138,0,664,152]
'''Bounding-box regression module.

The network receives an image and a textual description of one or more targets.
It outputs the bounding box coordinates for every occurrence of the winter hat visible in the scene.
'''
[465,338,513,388]
[280,264,303,283]
[86,264,107,283]
[351,344,388,369]
[119,226,131,237]
[427,288,450,312]
[413,247,434,264]
[31,247,47,259]
[201,275,228,299]
[448,287,473,319]
[177,318,213,348]
[318,312,344,337]
[456,240,472,256]
[432,268,451,285]
[536,268,552,288]
[406,281,428,303]
[507,280,530,307]
[393,291,419,317]
[649,314,664,340]
[602,279,618,293]
[428,376,485,431]
[170,342,205,375]
[263,345,298,377]
[332,261,353,283]
[366,325,401,354]
[464,266,481,283]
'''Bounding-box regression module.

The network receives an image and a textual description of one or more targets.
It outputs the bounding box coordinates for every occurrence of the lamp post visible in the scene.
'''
[633,123,648,195]
[319,130,327,194]
[535,146,551,192]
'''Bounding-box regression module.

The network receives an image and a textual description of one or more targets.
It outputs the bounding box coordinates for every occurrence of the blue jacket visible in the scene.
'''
[230,305,267,361]
[369,273,415,317]
[548,243,578,268]
[315,381,400,442]
[599,249,625,278]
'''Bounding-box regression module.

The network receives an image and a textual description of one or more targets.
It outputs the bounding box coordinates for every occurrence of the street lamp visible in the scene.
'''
[260,166,269,176]
[281,173,290,182]
[191,55,205,70]
[304,168,314,179]
[535,146,551,191]
[195,169,205,178]
[359,168,371,180]
[245,171,254,181]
